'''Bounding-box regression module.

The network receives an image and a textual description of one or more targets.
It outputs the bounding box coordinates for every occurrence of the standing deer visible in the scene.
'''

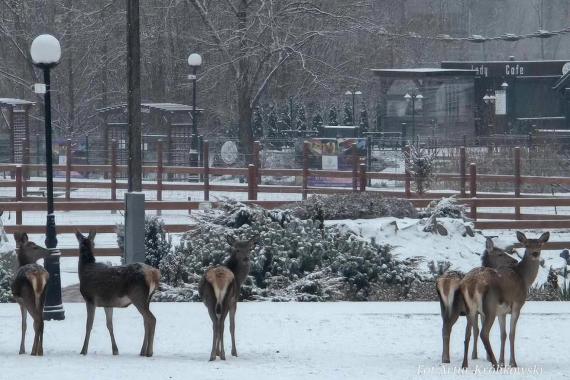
[11,232,50,355]
[437,238,517,363]
[460,231,549,369]
[199,236,254,361]
[75,231,160,357]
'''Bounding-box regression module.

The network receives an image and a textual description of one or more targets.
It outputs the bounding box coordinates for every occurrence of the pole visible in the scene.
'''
[412,96,416,144]
[192,66,198,166]
[352,92,356,126]
[42,66,64,321]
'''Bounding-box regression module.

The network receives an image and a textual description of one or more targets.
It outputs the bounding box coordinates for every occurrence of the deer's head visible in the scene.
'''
[226,235,255,263]
[481,237,517,268]
[516,231,549,260]
[75,230,97,264]
[13,232,49,266]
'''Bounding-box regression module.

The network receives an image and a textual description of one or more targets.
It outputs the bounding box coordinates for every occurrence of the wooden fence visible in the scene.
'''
[3,142,570,253]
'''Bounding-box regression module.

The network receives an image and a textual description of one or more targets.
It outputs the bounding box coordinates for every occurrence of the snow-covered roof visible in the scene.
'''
[0,98,35,107]
[97,102,204,114]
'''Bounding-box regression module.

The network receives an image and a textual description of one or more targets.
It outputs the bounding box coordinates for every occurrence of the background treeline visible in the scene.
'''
[1,0,569,150]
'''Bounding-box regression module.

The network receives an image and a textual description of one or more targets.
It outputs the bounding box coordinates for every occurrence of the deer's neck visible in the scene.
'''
[225,255,250,286]
[16,247,42,267]
[515,252,540,289]
[78,249,96,272]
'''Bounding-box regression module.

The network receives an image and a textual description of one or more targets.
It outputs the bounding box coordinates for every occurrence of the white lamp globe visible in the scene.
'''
[30,34,62,66]
[188,53,202,67]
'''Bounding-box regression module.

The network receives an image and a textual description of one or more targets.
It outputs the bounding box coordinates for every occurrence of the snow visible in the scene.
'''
[327,217,567,286]
[0,302,566,380]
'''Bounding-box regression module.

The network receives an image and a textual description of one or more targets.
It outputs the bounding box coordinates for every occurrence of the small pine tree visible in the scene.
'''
[359,102,369,134]
[296,103,307,131]
[375,101,384,133]
[312,112,323,132]
[266,105,279,140]
[253,106,264,138]
[343,102,353,125]
[144,216,172,268]
[328,105,338,126]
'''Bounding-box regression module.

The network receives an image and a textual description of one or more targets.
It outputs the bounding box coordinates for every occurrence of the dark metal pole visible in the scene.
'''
[412,96,416,143]
[192,65,198,166]
[352,92,356,126]
[42,66,64,321]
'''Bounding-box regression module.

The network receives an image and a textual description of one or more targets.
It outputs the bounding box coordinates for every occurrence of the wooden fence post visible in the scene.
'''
[470,163,477,220]
[111,139,117,214]
[459,146,466,197]
[65,139,72,200]
[253,140,261,185]
[15,165,22,225]
[302,141,309,200]
[247,164,257,200]
[352,142,358,192]
[203,140,210,201]
[157,140,163,215]
[366,136,372,186]
[359,163,366,192]
[404,145,411,198]
[514,146,521,220]
[22,138,29,196]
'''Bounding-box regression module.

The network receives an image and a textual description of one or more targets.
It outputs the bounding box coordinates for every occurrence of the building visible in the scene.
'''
[0,98,34,163]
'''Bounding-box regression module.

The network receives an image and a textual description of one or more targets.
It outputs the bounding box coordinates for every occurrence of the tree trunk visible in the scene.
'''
[238,95,253,158]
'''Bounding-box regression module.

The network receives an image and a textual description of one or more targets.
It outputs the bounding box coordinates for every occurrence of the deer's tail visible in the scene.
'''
[205,267,235,319]
[436,275,461,319]
[27,271,49,311]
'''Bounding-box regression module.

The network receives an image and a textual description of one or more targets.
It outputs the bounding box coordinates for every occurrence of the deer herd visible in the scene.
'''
[9,227,550,369]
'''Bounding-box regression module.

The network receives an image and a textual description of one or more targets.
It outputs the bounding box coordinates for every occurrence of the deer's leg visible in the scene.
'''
[461,313,473,369]
[218,314,227,360]
[80,302,96,355]
[480,301,498,369]
[18,302,27,354]
[509,307,521,368]
[441,308,459,363]
[208,308,218,361]
[229,301,237,357]
[37,288,47,356]
[104,307,119,355]
[31,318,42,356]
[139,303,156,357]
[471,313,479,360]
[498,313,507,367]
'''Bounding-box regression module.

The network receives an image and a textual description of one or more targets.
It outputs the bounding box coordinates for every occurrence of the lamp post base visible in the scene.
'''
[43,304,65,321]
[43,247,65,321]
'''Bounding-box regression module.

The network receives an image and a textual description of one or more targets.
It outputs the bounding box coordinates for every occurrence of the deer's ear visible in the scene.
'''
[88,230,97,241]
[516,231,527,244]
[538,231,550,244]
[75,230,85,242]
[226,235,236,246]
[485,237,494,251]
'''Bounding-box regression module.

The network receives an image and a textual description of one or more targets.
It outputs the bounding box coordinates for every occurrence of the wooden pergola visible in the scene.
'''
[0,98,34,163]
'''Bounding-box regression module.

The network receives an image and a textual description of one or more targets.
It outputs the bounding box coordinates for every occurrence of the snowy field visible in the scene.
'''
[0,302,567,380]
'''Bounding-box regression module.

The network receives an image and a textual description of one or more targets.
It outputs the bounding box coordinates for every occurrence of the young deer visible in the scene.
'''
[437,238,517,363]
[199,236,254,361]
[11,232,50,355]
[460,231,549,369]
[75,231,160,357]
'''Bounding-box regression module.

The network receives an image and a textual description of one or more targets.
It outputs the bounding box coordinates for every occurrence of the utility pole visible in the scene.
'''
[125,0,145,264]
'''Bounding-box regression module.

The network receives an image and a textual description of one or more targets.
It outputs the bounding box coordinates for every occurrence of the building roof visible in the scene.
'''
[371,68,476,78]
[97,102,204,114]
[0,98,35,107]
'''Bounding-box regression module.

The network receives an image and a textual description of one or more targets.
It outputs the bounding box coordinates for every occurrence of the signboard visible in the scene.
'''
[442,60,570,78]
[306,138,366,187]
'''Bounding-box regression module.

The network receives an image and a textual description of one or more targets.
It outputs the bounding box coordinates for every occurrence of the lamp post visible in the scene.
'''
[404,92,424,143]
[30,34,64,321]
[345,90,362,126]
[483,90,496,135]
[188,53,202,166]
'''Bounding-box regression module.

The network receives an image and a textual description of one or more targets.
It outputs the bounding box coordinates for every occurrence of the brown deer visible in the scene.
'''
[11,232,50,355]
[75,231,160,357]
[199,235,254,361]
[437,237,517,363]
[460,231,549,369]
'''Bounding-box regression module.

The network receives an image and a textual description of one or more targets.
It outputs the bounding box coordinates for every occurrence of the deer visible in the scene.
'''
[460,231,549,369]
[436,237,518,364]
[199,235,254,361]
[75,231,160,357]
[11,232,50,356]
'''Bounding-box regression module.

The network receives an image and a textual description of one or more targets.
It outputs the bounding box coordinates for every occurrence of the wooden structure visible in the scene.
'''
[0,98,34,163]
[96,103,203,166]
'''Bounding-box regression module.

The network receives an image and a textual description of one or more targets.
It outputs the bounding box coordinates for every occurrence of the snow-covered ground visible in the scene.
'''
[0,302,567,380]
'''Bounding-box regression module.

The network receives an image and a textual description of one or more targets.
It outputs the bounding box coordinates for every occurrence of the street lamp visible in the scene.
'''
[345,90,362,126]
[188,53,202,166]
[483,90,496,135]
[30,34,64,321]
[404,92,423,142]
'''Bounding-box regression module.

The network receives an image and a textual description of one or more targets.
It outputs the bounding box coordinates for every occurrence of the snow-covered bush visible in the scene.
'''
[116,216,172,268]
[405,146,437,195]
[0,241,16,303]
[158,201,420,302]
[287,194,417,221]
[420,197,466,219]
